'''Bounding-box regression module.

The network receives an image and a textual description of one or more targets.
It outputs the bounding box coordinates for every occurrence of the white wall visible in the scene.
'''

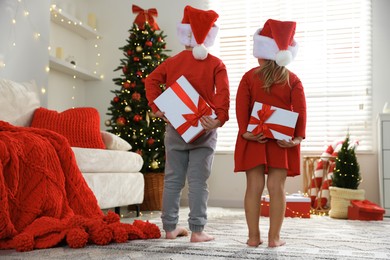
[1,0,389,207]
[0,0,49,106]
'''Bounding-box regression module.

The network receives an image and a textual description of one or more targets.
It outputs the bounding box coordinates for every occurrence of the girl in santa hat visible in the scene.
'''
[234,19,307,247]
[145,5,230,243]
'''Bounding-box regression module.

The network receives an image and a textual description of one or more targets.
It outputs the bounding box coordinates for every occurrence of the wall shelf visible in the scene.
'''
[50,6,101,40]
[49,56,100,81]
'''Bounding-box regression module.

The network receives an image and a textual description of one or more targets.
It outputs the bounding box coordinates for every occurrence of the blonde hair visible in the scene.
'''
[255,60,290,92]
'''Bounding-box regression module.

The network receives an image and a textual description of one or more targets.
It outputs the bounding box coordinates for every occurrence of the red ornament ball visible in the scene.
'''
[136,71,142,77]
[113,96,120,103]
[123,82,131,89]
[126,50,132,56]
[122,66,128,73]
[145,41,153,47]
[158,37,162,42]
[116,117,126,126]
[147,138,155,146]
[133,57,140,62]
[131,82,136,88]
[132,92,141,101]
[133,115,142,122]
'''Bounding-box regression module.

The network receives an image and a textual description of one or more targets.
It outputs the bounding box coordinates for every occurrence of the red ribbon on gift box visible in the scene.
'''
[132,5,160,30]
[249,104,295,138]
[170,81,212,135]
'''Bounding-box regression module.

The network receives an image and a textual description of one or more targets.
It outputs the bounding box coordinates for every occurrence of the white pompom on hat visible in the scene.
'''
[177,5,219,60]
[253,19,298,66]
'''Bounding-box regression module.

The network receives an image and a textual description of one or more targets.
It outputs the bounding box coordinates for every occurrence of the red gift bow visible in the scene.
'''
[170,81,212,135]
[249,104,295,139]
[132,5,160,30]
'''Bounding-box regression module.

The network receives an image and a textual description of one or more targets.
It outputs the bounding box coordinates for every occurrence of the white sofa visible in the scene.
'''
[0,78,144,216]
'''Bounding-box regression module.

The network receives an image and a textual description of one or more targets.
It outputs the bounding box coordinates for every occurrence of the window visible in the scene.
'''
[208,0,372,152]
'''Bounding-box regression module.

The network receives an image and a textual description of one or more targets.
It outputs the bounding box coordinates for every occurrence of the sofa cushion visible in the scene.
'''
[72,147,143,173]
[101,131,132,151]
[0,79,40,126]
[31,107,106,149]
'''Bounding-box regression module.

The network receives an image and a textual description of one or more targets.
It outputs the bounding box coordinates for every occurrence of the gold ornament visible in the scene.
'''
[124,105,132,112]
[132,134,137,140]
[105,120,111,126]
[146,111,150,127]
[150,160,159,169]
[136,46,143,52]
[144,55,152,60]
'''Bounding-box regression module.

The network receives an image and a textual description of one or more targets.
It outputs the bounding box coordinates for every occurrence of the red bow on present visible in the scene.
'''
[249,104,295,139]
[170,81,212,135]
[132,5,160,30]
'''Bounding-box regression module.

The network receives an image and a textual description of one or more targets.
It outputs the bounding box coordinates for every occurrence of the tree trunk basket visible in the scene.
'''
[329,186,365,219]
[140,173,164,211]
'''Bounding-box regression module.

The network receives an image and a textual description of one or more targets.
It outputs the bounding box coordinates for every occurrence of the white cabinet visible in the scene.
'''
[378,113,390,216]
[49,6,101,81]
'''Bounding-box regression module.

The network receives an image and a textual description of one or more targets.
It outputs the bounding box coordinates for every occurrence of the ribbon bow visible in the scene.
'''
[132,5,160,30]
[249,104,295,139]
[170,81,212,136]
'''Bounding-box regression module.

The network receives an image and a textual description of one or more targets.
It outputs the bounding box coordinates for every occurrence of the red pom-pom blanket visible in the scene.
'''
[0,121,160,252]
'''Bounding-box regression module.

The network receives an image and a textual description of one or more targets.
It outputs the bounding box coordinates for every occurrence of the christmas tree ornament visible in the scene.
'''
[132,5,160,30]
[150,160,159,169]
[132,134,138,140]
[146,111,150,127]
[116,117,126,126]
[132,92,141,101]
[105,119,111,126]
[123,81,131,89]
[122,66,128,73]
[133,114,142,122]
[133,57,140,62]
[136,71,143,77]
[113,96,120,103]
[124,106,132,112]
[126,50,133,56]
[147,138,155,146]
[145,41,153,47]
[130,82,136,88]
[144,55,152,60]
[136,46,143,52]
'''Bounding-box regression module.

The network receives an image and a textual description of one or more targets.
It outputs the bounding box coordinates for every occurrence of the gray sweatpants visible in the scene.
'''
[161,124,217,233]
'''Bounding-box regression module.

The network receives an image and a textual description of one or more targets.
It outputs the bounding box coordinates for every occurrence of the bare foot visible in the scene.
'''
[190,231,215,242]
[247,238,264,247]
[268,239,286,247]
[165,226,189,239]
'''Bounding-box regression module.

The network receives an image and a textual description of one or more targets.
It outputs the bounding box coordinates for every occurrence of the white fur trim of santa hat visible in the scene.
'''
[176,23,219,48]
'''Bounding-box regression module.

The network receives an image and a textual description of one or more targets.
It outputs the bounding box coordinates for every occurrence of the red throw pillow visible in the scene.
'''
[31,107,106,149]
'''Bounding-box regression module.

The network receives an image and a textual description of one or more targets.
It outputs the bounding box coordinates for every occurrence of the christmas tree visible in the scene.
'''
[106,10,170,173]
[331,134,362,189]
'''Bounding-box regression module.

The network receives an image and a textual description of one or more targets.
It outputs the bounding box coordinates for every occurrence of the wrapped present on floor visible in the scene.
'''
[348,200,385,221]
[261,193,311,218]
[247,102,298,141]
[154,75,216,143]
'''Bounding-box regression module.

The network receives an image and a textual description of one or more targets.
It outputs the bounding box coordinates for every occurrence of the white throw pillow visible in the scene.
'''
[0,79,40,126]
[100,131,132,151]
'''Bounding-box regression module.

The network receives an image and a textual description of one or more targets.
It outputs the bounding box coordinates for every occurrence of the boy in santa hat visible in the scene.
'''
[145,5,230,242]
[234,19,306,247]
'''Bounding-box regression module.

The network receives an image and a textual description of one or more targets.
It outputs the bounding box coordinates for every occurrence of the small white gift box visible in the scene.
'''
[154,75,216,143]
[247,102,298,141]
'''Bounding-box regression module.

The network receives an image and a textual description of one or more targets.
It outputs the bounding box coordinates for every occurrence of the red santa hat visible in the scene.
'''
[253,19,298,66]
[177,5,219,60]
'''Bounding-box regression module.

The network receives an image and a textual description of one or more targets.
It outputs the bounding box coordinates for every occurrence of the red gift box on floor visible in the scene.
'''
[247,102,299,141]
[348,200,385,221]
[260,194,311,218]
[154,75,216,143]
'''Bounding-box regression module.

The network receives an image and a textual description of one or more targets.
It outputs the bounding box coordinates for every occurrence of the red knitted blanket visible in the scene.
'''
[0,121,160,252]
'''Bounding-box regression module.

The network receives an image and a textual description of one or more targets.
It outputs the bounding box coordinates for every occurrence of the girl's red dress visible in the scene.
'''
[234,67,307,176]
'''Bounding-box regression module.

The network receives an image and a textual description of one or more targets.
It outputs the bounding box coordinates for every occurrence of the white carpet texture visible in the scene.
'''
[1,207,390,260]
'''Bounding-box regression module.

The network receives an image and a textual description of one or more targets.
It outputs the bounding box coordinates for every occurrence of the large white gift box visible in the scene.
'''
[154,75,216,143]
[247,101,298,141]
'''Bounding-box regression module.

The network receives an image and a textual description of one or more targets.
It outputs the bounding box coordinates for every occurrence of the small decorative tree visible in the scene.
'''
[329,133,365,219]
[331,134,362,189]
